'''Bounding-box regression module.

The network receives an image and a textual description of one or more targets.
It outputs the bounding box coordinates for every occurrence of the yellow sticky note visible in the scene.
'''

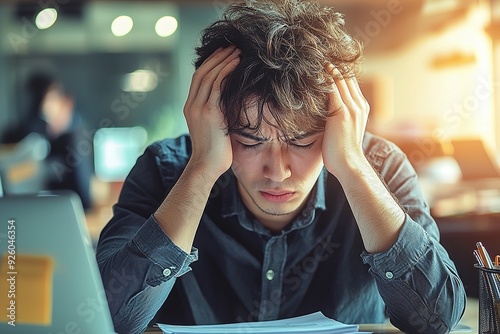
[0,254,54,326]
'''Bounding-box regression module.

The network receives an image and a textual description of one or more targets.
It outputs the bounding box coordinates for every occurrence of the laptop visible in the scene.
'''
[0,191,115,334]
[451,138,500,180]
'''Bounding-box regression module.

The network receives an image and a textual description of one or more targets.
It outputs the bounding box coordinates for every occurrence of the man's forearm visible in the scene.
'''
[154,161,221,253]
[335,156,405,253]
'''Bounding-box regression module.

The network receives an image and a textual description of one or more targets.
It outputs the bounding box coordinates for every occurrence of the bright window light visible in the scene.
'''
[93,127,148,182]
[35,8,58,30]
[121,70,158,92]
[155,16,178,37]
[111,16,134,37]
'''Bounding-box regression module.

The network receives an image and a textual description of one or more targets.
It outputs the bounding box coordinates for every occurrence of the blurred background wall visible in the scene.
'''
[0,0,498,151]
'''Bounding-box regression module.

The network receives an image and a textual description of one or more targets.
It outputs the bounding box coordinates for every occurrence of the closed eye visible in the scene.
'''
[289,141,316,149]
[238,141,262,150]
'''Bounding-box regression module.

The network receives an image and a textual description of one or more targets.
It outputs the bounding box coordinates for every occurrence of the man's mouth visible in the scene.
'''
[259,190,296,203]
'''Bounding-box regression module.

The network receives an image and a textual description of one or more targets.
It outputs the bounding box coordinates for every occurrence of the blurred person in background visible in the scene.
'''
[1,72,93,210]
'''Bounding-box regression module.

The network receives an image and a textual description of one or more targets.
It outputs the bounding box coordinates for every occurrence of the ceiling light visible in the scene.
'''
[35,8,58,30]
[111,15,133,37]
[155,16,178,37]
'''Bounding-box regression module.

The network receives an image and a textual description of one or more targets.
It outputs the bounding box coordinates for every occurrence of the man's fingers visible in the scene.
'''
[193,48,240,110]
[331,68,354,106]
[325,63,367,114]
[325,64,345,114]
[344,73,366,105]
[200,47,224,66]
[207,56,240,108]
[186,46,238,109]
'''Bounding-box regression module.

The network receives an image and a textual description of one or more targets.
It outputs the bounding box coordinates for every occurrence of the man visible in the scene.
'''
[96,1,466,333]
[1,72,93,210]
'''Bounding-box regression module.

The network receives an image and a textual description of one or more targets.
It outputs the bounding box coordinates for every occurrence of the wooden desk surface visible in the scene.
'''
[143,298,478,333]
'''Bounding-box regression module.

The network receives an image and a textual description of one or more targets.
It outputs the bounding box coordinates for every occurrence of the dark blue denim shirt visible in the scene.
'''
[96,132,466,334]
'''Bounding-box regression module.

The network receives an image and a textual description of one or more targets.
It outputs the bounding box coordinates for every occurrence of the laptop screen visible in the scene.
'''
[0,192,115,333]
[451,138,500,180]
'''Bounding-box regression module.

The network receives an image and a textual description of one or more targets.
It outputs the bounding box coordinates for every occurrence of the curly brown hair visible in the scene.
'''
[194,0,363,139]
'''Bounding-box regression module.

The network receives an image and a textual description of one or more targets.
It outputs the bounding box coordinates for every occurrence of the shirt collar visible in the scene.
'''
[221,168,328,235]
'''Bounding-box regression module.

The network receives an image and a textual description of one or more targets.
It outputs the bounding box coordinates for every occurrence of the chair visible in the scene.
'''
[0,132,50,195]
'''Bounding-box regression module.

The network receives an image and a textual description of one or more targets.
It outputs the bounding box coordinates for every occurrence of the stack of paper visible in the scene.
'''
[157,311,370,333]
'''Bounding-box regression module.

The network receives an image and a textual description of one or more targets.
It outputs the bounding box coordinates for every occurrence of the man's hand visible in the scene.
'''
[321,64,405,253]
[322,64,370,178]
[183,45,241,179]
[155,46,240,253]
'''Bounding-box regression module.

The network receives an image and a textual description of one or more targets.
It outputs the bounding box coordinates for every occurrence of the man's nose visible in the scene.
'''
[263,144,291,182]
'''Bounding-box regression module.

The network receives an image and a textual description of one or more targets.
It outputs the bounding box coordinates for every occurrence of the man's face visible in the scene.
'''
[230,105,325,231]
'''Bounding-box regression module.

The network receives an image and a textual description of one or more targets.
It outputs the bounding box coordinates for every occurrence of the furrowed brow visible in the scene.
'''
[232,130,268,142]
[286,130,322,141]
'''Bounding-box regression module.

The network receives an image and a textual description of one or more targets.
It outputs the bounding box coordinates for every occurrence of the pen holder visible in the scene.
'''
[475,264,500,333]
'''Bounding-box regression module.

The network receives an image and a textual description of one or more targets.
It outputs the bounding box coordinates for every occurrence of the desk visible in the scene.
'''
[143,298,478,333]
[358,298,478,333]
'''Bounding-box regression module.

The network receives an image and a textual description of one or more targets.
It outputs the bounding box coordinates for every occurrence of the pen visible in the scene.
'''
[476,242,495,269]
[476,242,500,301]
[495,255,499,267]
[473,250,485,267]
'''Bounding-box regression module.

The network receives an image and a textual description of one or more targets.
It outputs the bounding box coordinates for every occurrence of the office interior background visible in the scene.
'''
[0,0,499,298]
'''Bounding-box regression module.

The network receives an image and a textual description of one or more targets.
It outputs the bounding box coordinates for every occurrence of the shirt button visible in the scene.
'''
[385,271,394,279]
[163,268,172,277]
[266,270,275,281]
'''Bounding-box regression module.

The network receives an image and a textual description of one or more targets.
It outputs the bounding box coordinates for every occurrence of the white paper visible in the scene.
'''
[157,311,367,334]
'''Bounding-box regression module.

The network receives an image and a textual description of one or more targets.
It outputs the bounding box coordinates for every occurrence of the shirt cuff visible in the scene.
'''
[132,215,198,284]
[361,214,431,280]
